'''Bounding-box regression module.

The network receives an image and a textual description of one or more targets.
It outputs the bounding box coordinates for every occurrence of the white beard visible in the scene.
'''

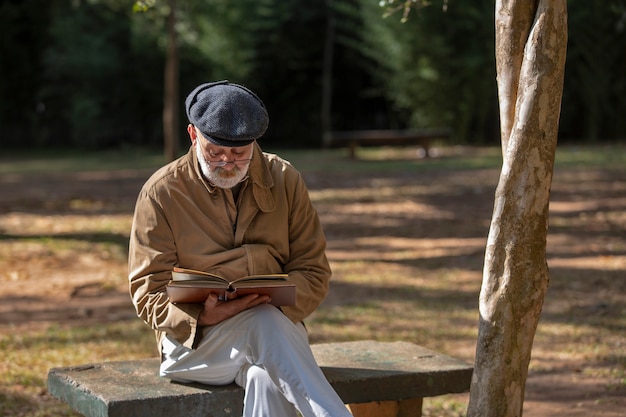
[195,141,251,189]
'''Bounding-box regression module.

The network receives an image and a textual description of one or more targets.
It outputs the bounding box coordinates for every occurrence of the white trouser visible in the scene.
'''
[160,304,352,417]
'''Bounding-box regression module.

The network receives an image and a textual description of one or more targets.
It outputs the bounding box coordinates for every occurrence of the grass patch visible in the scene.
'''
[2,143,623,177]
[0,322,155,417]
[0,148,166,175]
[554,143,626,168]
[1,144,624,416]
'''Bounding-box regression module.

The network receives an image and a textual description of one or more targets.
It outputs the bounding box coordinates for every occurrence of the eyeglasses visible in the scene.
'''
[205,159,252,167]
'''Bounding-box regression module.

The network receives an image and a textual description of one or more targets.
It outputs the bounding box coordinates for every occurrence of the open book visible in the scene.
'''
[166,267,296,306]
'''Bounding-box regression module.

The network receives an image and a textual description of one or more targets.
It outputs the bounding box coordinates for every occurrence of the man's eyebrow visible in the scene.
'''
[208,147,247,155]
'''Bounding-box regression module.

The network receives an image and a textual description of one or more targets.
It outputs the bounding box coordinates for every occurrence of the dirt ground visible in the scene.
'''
[0,147,624,416]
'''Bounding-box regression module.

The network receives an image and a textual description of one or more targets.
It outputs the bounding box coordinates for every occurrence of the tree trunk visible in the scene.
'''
[494,0,536,152]
[467,1,567,416]
[321,0,335,147]
[163,0,179,162]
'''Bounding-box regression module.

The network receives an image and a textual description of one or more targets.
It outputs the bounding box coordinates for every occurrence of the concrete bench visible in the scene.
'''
[47,340,472,417]
[325,129,451,159]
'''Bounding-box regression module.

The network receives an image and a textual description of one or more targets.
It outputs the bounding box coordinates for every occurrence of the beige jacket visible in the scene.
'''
[128,143,331,348]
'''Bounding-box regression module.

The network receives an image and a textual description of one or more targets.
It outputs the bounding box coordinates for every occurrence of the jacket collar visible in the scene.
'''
[247,142,276,213]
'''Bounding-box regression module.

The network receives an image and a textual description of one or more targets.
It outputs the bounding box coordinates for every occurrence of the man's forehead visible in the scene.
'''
[195,127,250,151]
[206,140,253,154]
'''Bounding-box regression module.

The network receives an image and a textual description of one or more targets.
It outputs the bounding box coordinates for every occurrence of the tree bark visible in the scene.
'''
[467,1,567,416]
[163,0,179,162]
[494,0,536,150]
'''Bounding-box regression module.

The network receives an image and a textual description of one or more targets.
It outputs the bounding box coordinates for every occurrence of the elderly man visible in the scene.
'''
[128,81,352,417]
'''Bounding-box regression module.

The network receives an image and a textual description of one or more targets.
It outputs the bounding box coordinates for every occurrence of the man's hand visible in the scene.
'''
[198,293,271,326]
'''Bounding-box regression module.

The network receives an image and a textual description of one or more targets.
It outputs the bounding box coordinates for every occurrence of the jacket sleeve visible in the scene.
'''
[280,170,332,323]
[128,188,202,348]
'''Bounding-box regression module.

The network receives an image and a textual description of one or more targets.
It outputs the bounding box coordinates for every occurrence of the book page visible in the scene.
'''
[231,274,289,285]
[171,267,228,283]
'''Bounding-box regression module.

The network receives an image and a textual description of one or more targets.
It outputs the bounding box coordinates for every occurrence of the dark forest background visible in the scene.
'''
[1,0,625,151]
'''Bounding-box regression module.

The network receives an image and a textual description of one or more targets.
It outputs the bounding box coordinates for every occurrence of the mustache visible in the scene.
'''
[214,167,240,178]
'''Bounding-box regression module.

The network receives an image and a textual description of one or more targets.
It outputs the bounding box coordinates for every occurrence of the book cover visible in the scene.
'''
[166,267,296,306]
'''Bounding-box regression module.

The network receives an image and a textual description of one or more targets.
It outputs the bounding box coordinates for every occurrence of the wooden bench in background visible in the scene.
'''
[47,340,473,417]
[325,129,451,159]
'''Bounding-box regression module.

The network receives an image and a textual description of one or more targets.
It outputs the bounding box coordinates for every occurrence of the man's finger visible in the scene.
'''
[204,293,219,305]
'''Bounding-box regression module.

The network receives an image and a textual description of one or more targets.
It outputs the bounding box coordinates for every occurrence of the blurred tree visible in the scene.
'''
[0,0,52,147]
[163,0,179,161]
[0,0,623,149]
[561,0,626,141]
[42,0,135,148]
[326,0,394,132]
[247,0,329,146]
[134,0,265,156]
[356,0,499,142]
[321,0,336,145]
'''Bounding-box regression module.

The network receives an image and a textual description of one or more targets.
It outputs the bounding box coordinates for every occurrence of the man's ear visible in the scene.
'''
[187,124,197,145]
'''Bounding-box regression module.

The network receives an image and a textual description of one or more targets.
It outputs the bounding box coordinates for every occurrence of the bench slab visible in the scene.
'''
[48,340,472,417]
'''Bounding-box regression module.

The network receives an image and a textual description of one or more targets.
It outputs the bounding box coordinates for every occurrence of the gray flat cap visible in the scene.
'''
[185,81,269,147]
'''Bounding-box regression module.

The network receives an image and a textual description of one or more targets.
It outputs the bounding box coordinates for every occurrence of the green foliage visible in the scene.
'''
[354,0,497,143]
[246,0,329,146]
[133,0,156,12]
[0,0,624,149]
[379,0,445,23]
[41,1,153,148]
[0,0,51,147]
[561,0,626,141]
[146,0,261,85]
